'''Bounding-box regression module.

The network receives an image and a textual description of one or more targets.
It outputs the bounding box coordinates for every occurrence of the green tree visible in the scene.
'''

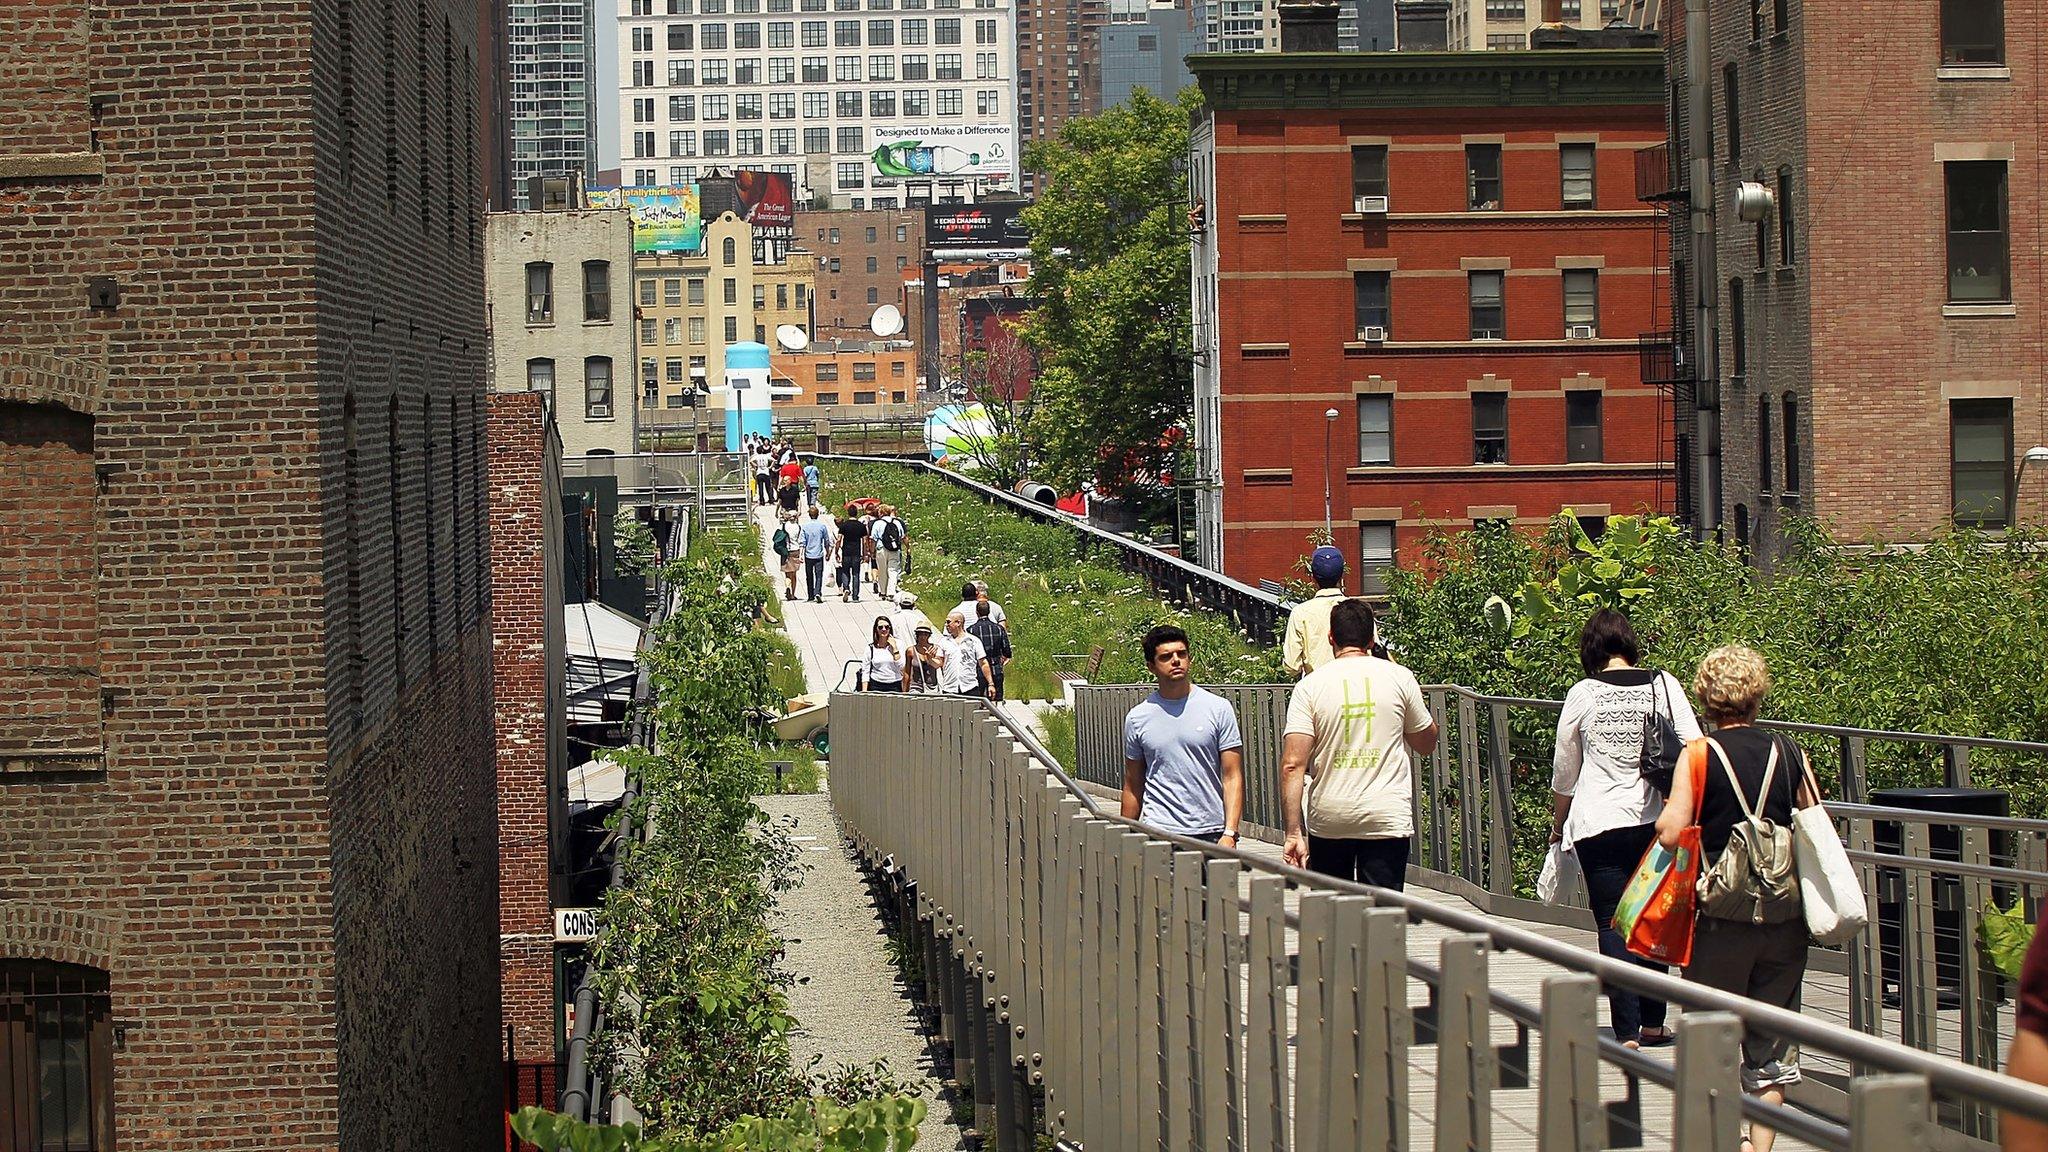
[1019,87,1201,498]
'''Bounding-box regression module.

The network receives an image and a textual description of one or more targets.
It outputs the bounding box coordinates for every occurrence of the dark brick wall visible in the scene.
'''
[489,390,568,1063]
[0,0,502,1146]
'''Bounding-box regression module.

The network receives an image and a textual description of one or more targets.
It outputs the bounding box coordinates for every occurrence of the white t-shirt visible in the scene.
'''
[864,643,905,685]
[1284,654,1435,839]
[954,599,1004,629]
[1551,669,1704,846]
[938,632,986,693]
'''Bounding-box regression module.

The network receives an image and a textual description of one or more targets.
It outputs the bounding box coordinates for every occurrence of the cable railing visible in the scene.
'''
[1069,680,2048,1119]
[815,453,1288,645]
[829,691,2048,1152]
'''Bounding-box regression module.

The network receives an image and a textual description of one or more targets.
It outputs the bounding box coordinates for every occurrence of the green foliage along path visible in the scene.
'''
[828,461,1284,699]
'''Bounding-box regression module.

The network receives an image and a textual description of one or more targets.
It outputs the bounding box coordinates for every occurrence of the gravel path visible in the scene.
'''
[758,791,969,1150]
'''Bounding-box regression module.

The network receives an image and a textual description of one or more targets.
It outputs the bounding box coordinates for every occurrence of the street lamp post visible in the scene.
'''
[1323,408,1340,539]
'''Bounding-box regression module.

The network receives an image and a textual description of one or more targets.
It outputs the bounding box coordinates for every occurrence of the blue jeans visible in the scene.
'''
[804,556,826,601]
[1574,821,1668,1042]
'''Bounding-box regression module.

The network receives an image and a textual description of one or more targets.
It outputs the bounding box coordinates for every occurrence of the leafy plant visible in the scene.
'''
[616,507,660,576]
[1982,898,2035,981]
[511,1097,925,1152]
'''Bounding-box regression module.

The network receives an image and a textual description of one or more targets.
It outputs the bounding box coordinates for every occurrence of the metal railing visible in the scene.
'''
[816,453,1288,645]
[563,452,752,528]
[830,691,2048,1152]
[1071,681,2048,1115]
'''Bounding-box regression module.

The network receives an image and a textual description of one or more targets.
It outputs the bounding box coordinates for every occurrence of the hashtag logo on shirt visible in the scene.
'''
[1337,682,1376,745]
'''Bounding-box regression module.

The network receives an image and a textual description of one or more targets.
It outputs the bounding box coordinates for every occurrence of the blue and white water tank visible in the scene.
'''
[723,341,774,451]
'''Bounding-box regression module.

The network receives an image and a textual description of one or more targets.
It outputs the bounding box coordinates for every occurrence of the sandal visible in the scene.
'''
[1637,1026,1676,1047]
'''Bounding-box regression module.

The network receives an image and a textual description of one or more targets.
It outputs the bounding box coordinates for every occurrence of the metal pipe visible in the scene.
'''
[1684,0,1720,533]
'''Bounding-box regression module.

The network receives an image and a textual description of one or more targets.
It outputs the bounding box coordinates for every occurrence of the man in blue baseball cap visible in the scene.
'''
[1283,545,1349,677]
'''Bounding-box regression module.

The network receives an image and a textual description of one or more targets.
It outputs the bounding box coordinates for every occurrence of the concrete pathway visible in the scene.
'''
[750,505,968,1148]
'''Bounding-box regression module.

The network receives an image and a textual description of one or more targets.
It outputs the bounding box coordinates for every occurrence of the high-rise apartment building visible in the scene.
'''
[1656,0,2046,550]
[1018,0,1106,152]
[1447,0,1622,50]
[0,1,502,1147]
[509,0,601,207]
[614,0,1020,209]
[1195,0,1392,52]
[1100,1,1198,107]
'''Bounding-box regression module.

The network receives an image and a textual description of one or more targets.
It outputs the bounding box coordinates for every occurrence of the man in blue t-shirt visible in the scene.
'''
[1121,624,1245,847]
[797,505,834,603]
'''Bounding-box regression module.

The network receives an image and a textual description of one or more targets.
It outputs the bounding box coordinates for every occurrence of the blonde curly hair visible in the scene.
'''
[1693,644,1772,723]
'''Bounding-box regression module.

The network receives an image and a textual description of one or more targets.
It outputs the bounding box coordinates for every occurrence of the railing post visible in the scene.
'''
[1457,694,1482,885]
[1537,974,1602,1151]
[1943,742,1972,788]
[1245,874,1289,1152]
[1434,934,1493,1152]
[1295,892,1335,1152]
[1358,906,1412,1152]
[1485,701,1515,896]
[1851,1074,1932,1152]
[1672,1011,1744,1152]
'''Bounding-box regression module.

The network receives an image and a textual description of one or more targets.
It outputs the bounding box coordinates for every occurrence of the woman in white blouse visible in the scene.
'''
[1550,608,1703,1048]
[862,616,907,691]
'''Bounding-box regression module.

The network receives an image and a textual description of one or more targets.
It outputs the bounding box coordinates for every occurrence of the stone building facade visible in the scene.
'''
[0,3,503,1148]
[487,206,639,455]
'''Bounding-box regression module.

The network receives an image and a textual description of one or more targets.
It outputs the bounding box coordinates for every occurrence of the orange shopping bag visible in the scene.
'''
[1611,828,1701,966]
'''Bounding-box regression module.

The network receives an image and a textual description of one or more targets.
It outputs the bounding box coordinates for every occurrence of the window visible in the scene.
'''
[1468,271,1505,339]
[865,256,879,273]
[703,94,729,120]
[704,129,730,156]
[1776,167,1795,265]
[525,262,553,323]
[639,278,656,307]
[1486,32,1525,48]
[1772,0,1787,34]
[687,277,705,304]
[737,129,763,155]
[663,317,682,344]
[837,87,863,113]
[1466,144,1501,210]
[769,19,795,44]
[703,21,728,47]
[1728,278,1747,375]
[723,276,738,303]
[975,17,996,41]
[1560,144,1595,208]
[632,97,655,123]
[896,255,907,270]
[854,361,878,381]
[904,89,929,115]
[736,20,762,45]
[936,52,962,79]
[669,23,694,48]
[668,59,694,85]
[772,127,796,153]
[1952,398,2013,527]
[632,59,655,85]
[1946,161,2009,302]
[776,284,788,309]
[527,357,554,393]
[854,390,878,404]
[1484,0,1524,14]
[1564,390,1602,462]
[670,129,695,156]
[803,18,829,43]
[866,287,879,303]
[976,88,999,115]
[1749,0,1764,38]
[582,262,611,322]
[903,53,928,78]
[817,362,839,381]
[836,17,861,42]
[870,90,897,116]
[1941,0,2003,64]
[803,55,830,81]
[1472,392,1509,463]
[1563,269,1598,335]
[1723,64,1740,164]
[904,17,928,41]
[1349,145,1388,201]
[703,59,730,85]
[1,962,115,1152]
[869,17,894,42]
[838,161,866,188]
[937,88,963,114]
[937,16,961,40]
[804,126,830,152]
[1781,394,1800,493]
[725,316,740,342]
[1359,523,1396,595]
[769,92,796,119]
[838,126,863,152]
[586,357,615,417]
[1756,395,1774,492]
[770,57,796,82]
[1352,271,1389,338]
[1357,394,1392,464]
[690,316,706,343]
[737,94,762,120]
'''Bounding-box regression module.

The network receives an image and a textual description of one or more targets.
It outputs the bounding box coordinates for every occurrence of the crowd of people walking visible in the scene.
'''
[855,579,1012,702]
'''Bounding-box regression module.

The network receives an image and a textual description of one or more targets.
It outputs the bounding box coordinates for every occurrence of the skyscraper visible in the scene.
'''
[509,0,602,207]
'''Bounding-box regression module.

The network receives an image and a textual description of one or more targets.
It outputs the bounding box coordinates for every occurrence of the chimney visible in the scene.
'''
[1278,1,1341,51]
[1393,0,1450,49]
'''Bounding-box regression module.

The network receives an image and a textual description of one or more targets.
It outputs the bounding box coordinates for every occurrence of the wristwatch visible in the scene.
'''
[1222,828,1239,840]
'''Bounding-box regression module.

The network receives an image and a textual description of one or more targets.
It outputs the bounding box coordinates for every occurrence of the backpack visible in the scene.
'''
[772,526,791,558]
[1695,735,1802,925]
[1638,673,1683,796]
[879,517,903,551]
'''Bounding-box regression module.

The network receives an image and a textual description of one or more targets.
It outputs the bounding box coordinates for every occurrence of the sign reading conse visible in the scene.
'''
[869,123,1016,183]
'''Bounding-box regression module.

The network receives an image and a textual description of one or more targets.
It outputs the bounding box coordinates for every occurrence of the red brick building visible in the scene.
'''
[1188,46,1674,590]
[489,393,569,1077]
[1,2,502,1148]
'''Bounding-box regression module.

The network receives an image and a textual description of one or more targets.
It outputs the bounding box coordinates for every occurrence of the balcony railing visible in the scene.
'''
[1639,328,1693,386]
[1635,141,1684,202]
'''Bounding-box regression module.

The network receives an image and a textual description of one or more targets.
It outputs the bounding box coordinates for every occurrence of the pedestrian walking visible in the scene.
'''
[954,581,1005,630]
[1654,645,1815,1152]
[835,504,869,602]
[1549,608,1702,1048]
[966,600,1012,701]
[862,616,907,691]
[803,458,822,507]
[907,623,947,692]
[772,510,801,602]
[940,611,993,698]
[1279,599,1438,890]
[1121,625,1245,846]
[872,504,906,598]
[750,444,774,505]
[1283,545,1349,678]
[798,504,833,603]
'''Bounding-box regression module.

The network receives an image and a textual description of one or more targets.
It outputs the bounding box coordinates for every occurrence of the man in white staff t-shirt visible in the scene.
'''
[1280,598,1437,891]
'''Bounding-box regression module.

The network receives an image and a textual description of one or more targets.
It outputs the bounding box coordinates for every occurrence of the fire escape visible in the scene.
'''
[1635,140,1694,523]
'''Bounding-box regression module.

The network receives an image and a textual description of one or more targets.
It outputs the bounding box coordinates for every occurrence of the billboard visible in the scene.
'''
[925,201,1031,249]
[731,171,794,238]
[869,123,1017,183]
[589,186,703,253]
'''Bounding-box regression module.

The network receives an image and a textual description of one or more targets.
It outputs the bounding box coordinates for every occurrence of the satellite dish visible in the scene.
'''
[775,324,810,351]
[870,304,905,338]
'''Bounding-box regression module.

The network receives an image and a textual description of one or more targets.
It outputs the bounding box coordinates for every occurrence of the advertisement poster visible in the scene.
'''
[869,123,1016,183]
[732,171,794,238]
[589,186,703,254]
[925,201,1031,249]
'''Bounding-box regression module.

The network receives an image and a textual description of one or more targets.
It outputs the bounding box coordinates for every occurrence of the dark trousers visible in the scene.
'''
[804,556,825,601]
[837,555,861,600]
[1575,821,1668,1042]
[1307,834,1409,891]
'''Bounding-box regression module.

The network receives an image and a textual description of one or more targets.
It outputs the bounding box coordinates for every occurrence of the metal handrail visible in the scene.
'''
[830,693,2048,1152]
[813,453,1289,645]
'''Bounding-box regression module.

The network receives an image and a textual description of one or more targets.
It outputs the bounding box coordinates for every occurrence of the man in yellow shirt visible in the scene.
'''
[1282,546,1348,677]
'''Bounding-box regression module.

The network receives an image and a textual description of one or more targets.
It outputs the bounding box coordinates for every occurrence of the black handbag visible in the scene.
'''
[1639,672,1683,795]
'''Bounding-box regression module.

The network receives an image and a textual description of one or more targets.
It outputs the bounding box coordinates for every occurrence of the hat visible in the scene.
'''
[914,623,934,635]
[1309,545,1347,583]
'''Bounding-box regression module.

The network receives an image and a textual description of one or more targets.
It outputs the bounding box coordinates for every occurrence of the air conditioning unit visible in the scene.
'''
[1360,325,1388,342]
[589,404,612,419]
[1566,325,1598,340]
[1354,195,1390,214]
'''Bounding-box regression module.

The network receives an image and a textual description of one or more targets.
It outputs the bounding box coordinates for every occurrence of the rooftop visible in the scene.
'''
[1189,48,1664,110]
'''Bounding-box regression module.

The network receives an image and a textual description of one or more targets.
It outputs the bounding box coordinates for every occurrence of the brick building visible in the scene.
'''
[488,393,570,1076]
[773,344,922,411]
[804,207,926,338]
[0,3,502,1149]
[1189,43,1673,588]
[1659,0,2047,550]
[487,204,639,455]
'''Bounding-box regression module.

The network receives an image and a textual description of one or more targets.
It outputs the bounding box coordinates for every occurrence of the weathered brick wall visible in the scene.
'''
[0,400,99,769]
[0,0,502,1146]
[489,390,568,1063]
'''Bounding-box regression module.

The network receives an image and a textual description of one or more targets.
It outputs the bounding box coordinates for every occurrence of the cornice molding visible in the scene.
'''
[1192,50,1665,111]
